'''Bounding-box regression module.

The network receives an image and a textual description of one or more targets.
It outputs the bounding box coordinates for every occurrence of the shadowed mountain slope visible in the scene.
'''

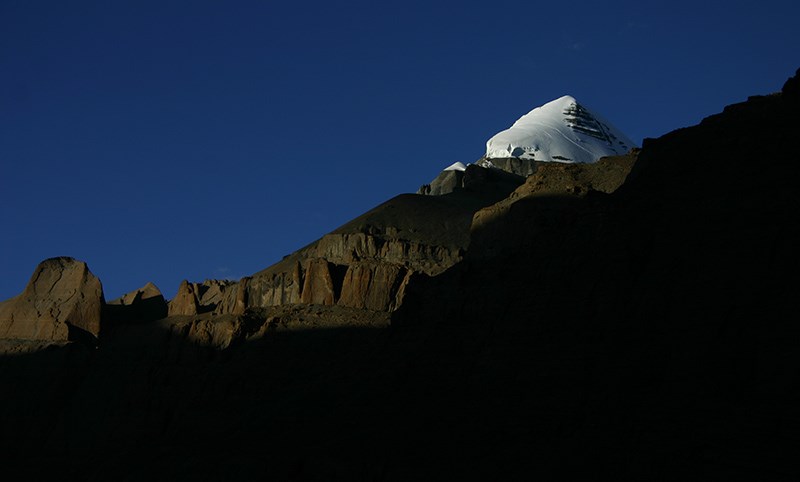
[391,71,800,478]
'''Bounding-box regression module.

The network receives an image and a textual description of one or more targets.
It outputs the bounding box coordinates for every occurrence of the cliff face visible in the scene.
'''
[174,173,524,315]
[167,279,241,316]
[163,225,461,316]
[202,154,637,315]
[162,150,639,316]
[217,231,453,314]
[242,231,456,313]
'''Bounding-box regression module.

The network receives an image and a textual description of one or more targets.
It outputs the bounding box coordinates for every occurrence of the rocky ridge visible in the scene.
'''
[0,153,637,350]
[166,165,531,317]
[0,121,640,347]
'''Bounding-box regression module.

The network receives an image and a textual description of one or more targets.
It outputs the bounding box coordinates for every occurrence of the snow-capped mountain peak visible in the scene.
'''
[485,95,635,163]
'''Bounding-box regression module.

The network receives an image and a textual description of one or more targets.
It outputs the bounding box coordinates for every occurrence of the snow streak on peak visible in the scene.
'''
[485,96,635,164]
[444,161,467,171]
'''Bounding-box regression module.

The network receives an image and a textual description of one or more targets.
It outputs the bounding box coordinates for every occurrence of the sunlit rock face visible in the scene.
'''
[0,257,105,341]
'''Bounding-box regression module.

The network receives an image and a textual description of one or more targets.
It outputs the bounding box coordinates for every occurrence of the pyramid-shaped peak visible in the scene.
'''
[486,95,636,163]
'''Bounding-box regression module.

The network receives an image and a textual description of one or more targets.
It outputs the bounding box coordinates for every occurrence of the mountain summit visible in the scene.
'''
[420,96,637,194]
[485,95,635,163]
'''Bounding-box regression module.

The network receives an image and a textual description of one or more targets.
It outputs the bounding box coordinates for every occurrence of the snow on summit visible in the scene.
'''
[444,162,467,171]
[485,96,635,164]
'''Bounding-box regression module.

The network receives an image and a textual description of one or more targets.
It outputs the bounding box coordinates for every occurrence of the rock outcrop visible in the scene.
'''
[245,261,303,307]
[419,161,526,196]
[338,262,411,311]
[167,279,242,316]
[185,178,524,315]
[470,152,638,254]
[0,257,105,341]
[167,280,200,316]
[173,154,609,315]
[418,168,465,195]
[106,282,168,323]
[300,259,338,305]
[476,157,540,177]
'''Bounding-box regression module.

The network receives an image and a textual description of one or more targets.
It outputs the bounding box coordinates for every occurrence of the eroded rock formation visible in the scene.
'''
[178,178,522,314]
[167,280,200,316]
[0,257,105,340]
[106,282,167,323]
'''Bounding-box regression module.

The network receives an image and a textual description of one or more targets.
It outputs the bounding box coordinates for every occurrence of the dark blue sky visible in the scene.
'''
[2,0,798,300]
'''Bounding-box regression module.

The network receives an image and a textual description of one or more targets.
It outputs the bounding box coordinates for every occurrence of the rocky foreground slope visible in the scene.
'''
[0,71,798,479]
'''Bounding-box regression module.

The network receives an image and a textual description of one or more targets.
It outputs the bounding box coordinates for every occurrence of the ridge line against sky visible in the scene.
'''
[1,0,798,300]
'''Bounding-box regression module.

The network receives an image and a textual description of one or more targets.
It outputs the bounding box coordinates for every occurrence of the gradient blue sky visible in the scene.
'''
[2,0,798,300]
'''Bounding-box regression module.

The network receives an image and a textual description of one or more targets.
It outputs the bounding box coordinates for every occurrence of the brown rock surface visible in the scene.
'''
[181,315,249,350]
[0,257,105,341]
[470,152,637,256]
[166,279,242,316]
[337,262,409,311]
[193,279,237,313]
[167,280,200,316]
[232,276,249,315]
[246,261,303,306]
[106,282,167,323]
[419,159,528,195]
[300,259,337,305]
[230,185,520,314]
